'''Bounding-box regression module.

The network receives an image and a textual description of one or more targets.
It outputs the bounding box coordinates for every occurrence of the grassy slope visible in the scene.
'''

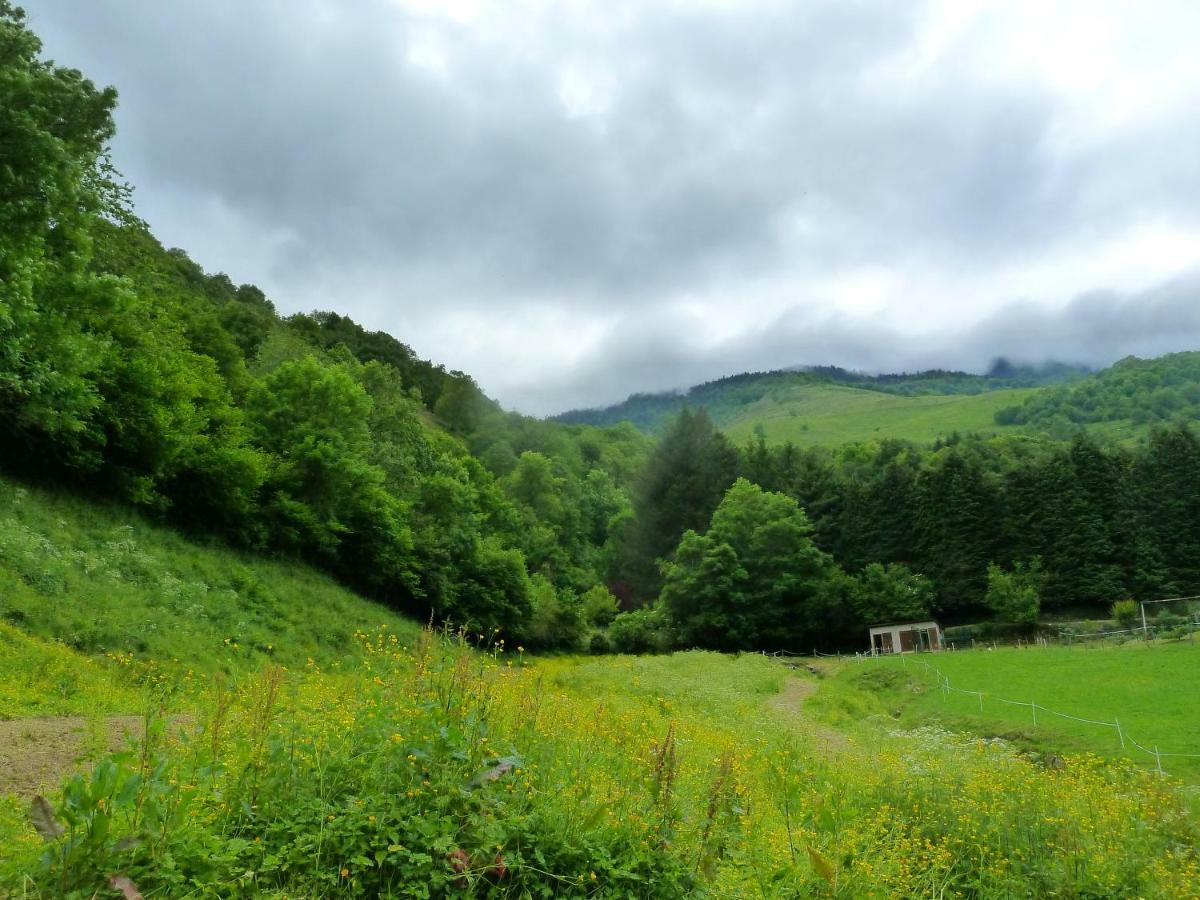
[561,359,1189,448]
[720,384,1038,446]
[0,620,142,719]
[0,474,420,689]
[814,643,1200,779]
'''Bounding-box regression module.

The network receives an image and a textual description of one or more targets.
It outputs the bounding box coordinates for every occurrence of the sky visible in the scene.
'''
[27,0,1200,415]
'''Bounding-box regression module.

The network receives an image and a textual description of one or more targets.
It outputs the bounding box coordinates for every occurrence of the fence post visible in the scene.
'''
[1115,717,1125,750]
[977,692,983,713]
[1031,701,1037,727]
[1155,746,1164,778]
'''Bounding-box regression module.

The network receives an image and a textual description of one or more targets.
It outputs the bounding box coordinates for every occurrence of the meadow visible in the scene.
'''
[4,636,1200,898]
[816,642,1200,781]
[720,385,1038,447]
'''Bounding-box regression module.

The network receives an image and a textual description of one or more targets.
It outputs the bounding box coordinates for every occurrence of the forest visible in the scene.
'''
[4,0,1200,658]
[995,351,1200,433]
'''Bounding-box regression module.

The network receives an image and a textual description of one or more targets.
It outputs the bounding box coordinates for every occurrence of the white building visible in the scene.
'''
[868,621,942,654]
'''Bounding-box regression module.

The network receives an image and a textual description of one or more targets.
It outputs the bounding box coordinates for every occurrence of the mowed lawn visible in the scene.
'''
[861,642,1200,779]
[721,384,1038,447]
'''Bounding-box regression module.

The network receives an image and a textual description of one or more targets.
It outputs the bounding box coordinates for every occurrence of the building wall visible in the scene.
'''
[869,623,941,653]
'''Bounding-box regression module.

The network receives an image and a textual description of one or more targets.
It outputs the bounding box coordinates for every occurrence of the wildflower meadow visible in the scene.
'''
[3,628,1197,898]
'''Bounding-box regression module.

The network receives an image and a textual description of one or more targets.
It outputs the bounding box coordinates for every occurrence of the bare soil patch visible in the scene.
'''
[768,675,852,755]
[0,716,147,798]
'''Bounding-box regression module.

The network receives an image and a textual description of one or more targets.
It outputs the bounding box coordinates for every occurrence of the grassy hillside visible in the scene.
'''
[556,367,1064,432]
[720,384,1038,446]
[555,354,1200,449]
[814,643,1200,780]
[0,474,420,682]
[0,620,141,720]
[556,370,1051,447]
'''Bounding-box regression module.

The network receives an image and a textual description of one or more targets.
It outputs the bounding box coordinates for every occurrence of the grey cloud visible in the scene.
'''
[525,271,1200,415]
[28,0,1102,295]
[24,1,1200,414]
[956,273,1200,368]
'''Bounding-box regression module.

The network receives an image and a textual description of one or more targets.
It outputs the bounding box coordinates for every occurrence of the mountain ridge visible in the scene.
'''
[552,360,1091,439]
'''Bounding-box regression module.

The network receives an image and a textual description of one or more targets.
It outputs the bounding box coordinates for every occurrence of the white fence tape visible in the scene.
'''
[900,657,1200,772]
[765,649,1200,773]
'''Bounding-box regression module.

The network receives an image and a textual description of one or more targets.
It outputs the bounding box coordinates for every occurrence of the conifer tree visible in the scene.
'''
[617,407,738,600]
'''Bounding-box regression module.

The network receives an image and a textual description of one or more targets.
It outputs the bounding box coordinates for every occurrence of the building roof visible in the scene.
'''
[868,621,940,631]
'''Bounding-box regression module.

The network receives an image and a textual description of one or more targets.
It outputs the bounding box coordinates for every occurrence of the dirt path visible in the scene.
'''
[0,716,148,798]
[767,672,853,755]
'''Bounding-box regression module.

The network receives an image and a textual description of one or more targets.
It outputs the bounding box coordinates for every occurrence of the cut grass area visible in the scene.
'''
[721,384,1037,447]
[0,475,420,674]
[816,642,1200,780]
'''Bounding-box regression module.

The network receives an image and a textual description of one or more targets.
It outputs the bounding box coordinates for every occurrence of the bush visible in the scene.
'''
[581,584,620,628]
[609,606,670,655]
[587,630,612,655]
[523,576,586,651]
[985,560,1042,626]
[1111,599,1139,628]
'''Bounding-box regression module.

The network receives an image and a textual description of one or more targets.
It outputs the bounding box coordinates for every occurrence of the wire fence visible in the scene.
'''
[866,654,1200,777]
[759,646,1200,776]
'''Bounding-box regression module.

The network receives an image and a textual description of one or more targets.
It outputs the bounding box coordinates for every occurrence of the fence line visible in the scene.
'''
[760,648,1200,773]
[890,655,1200,773]
[1059,621,1200,640]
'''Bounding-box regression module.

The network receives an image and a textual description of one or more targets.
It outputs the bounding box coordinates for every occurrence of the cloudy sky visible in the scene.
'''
[28,0,1200,414]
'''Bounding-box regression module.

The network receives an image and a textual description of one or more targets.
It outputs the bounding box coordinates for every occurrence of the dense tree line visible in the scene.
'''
[996,352,1200,434]
[611,418,1200,651]
[0,3,646,647]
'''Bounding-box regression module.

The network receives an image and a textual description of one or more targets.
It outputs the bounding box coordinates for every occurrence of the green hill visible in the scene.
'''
[555,368,1058,446]
[720,383,1039,446]
[555,354,1200,448]
[995,351,1200,437]
[0,473,420,699]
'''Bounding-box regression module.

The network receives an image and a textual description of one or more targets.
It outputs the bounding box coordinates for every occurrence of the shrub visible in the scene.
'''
[587,630,612,655]
[609,606,670,654]
[581,585,620,628]
[1111,599,1139,628]
[985,560,1042,626]
[523,576,586,651]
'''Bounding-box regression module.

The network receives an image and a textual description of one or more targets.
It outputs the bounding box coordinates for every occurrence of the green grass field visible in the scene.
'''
[816,643,1200,779]
[720,384,1038,446]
